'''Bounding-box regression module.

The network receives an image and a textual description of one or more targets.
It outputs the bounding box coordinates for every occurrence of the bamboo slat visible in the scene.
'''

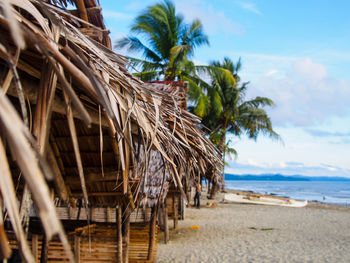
[56,207,151,223]
[8,222,159,263]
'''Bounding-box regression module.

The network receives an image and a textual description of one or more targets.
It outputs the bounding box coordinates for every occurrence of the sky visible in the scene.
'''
[98,0,350,177]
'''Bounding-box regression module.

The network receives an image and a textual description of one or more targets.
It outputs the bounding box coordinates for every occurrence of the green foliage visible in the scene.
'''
[116,1,279,168]
[115,0,209,83]
[198,57,280,155]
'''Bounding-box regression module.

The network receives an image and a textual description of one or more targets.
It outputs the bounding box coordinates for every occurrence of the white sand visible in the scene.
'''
[156,192,350,263]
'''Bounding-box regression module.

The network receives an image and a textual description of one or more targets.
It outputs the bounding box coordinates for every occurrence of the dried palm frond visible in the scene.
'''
[0,140,34,263]
[0,90,74,262]
[0,0,221,258]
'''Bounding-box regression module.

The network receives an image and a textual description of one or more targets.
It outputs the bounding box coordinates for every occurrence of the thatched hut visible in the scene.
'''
[0,1,221,262]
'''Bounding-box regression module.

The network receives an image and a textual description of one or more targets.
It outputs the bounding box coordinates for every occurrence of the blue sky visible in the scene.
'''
[99,0,350,177]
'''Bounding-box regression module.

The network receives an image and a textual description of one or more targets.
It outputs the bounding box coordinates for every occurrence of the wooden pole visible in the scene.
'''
[40,234,48,263]
[179,195,184,220]
[75,0,89,27]
[116,205,123,262]
[147,207,157,261]
[31,234,38,261]
[164,200,169,244]
[122,206,130,263]
[74,235,80,263]
[158,206,163,231]
[106,207,112,223]
[173,193,178,230]
[185,178,190,207]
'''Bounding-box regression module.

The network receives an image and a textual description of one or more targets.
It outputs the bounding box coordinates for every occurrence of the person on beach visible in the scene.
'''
[194,181,202,208]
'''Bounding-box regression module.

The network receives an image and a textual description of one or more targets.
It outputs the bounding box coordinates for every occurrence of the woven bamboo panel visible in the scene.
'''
[56,207,152,223]
[8,237,72,262]
[8,223,158,263]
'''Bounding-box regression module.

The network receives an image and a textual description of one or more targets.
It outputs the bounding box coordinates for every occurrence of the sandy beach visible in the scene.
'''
[156,190,350,263]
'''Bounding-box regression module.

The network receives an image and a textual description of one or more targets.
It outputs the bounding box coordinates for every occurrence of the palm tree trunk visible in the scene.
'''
[221,150,226,192]
[218,130,227,192]
[208,128,227,199]
[208,179,219,199]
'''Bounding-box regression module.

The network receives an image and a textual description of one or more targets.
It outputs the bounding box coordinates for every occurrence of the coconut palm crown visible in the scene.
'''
[115,0,209,81]
[194,57,280,189]
[202,58,280,149]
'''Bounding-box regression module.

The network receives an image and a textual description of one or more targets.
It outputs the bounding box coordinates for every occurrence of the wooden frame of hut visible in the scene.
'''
[0,1,221,262]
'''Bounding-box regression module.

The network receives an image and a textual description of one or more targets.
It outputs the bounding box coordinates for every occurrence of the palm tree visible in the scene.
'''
[199,58,280,193]
[115,0,209,82]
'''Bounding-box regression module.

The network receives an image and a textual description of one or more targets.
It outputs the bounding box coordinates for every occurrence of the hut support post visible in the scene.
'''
[147,207,156,260]
[40,234,48,263]
[74,235,80,263]
[157,207,163,230]
[179,195,184,220]
[164,200,169,244]
[173,193,178,230]
[185,179,191,207]
[31,234,38,261]
[106,207,112,223]
[116,204,123,262]
[122,206,130,263]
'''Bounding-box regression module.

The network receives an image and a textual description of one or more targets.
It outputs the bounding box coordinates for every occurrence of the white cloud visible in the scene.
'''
[236,1,262,15]
[221,52,300,80]
[279,161,287,168]
[176,0,244,36]
[250,58,350,127]
[247,159,265,167]
[265,69,278,77]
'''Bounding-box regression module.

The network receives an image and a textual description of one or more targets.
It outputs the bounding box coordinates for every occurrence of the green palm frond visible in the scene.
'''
[235,107,280,141]
[125,57,162,71]
[194,94,209,117]
[182,75,203,102]
[168,44,190,70]
[182,19,209,57]
[225,146,238,160]
[180,70,210,91]
[115,0,209,82]
[115,36,162,63]
[241,96,275,108]
[197,57,280,160]
[207,88,222,116]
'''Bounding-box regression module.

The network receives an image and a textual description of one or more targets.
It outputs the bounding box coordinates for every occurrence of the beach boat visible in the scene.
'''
[224,193,308,207]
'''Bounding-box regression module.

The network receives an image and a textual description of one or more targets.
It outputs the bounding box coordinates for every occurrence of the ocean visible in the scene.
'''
[225,180,350,206]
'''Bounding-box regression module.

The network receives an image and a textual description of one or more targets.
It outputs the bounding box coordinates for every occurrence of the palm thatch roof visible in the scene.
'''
[0,0,221,261]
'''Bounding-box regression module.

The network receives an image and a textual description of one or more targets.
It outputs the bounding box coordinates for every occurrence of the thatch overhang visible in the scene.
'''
[0,0,221,261]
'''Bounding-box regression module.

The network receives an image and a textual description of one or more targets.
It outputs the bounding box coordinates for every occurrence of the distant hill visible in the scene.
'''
[225,173,350,181]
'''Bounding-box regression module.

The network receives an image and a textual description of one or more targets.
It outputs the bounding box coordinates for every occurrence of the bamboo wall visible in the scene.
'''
[8,223,158,263]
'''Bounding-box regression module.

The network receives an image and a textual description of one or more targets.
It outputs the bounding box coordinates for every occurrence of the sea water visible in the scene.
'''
[225,180,350,206]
